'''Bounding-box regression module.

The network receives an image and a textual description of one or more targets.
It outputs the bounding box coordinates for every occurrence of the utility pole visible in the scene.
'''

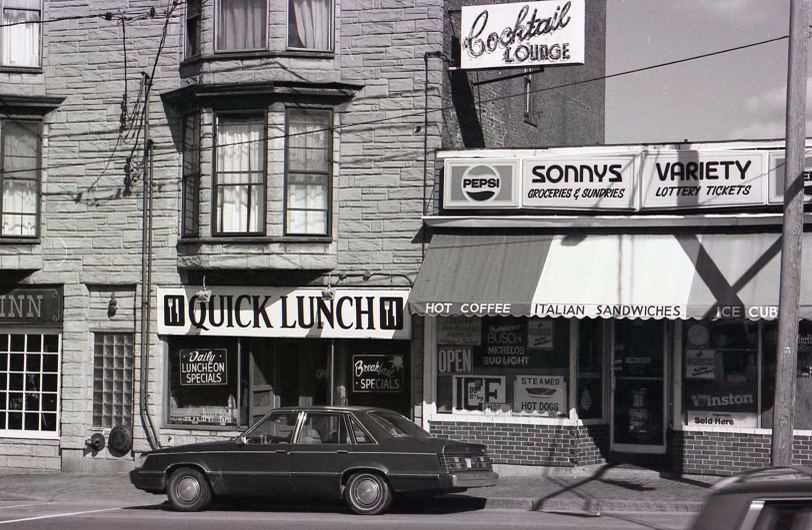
[772,0,809,467]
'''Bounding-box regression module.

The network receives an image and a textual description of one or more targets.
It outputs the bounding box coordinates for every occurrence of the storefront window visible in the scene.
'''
[682,321,759,428]
[761,321,812,430]
[168,337,246,427]
[436,316,569,416]
[577,318,604,420]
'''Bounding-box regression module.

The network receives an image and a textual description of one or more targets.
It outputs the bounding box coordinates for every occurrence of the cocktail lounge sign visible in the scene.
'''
[460,0,585,70]
[442,145,787,212]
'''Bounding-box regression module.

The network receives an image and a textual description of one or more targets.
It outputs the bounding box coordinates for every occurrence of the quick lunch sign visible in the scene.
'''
[158,287,411,340]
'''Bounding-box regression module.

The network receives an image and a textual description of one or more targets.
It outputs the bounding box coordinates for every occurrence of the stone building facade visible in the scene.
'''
[0,0,606,473]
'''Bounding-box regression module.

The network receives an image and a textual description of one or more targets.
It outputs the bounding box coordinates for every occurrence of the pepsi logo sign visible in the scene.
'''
[461,165,501,202]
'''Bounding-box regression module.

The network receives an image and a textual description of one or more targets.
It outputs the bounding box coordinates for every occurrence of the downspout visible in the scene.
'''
[423,51,443,258]
[139,72,160,450]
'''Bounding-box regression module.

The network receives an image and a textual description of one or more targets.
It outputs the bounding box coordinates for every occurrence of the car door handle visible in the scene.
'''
[275,450,288,454]
[336,450,348,454]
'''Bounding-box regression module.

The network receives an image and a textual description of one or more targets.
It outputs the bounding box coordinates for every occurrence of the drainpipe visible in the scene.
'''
[139,72,160,450]
[423,51,443,258]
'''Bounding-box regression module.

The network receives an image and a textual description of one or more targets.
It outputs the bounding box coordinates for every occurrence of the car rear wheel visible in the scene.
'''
[167,468,212,512]
[345,472,392,515]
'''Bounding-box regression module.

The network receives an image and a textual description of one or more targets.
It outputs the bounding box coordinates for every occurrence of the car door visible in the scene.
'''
[290,412,352,497]
[220,410,299,494]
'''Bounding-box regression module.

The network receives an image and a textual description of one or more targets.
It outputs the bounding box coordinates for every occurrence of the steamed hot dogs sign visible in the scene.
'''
[461,0,585,70]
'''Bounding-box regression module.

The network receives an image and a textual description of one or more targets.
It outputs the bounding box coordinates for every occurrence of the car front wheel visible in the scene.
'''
[167,467,212,512]
[345,472,392,515]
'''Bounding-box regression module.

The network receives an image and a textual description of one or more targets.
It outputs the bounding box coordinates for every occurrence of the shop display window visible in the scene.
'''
[0,332,60,437]
[167,337,247,427]
[682,321,759,428]
[761,321,812,430]
[435,316,570,416]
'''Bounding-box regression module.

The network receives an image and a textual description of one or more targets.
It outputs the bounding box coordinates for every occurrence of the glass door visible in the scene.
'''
[611,320,667,454]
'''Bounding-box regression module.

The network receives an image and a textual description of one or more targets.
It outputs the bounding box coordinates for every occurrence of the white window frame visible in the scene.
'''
[0,118,42,238]
[0,0,43,69]
[286,0,334,52]
[214,0,269,53]
[0,330,61,440]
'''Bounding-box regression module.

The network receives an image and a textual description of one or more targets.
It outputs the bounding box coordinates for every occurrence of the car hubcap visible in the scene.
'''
[355,477,380,506]
[176,476,200,503]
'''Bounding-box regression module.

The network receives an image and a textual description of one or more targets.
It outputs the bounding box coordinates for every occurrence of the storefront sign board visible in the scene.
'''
[443,159,521,209]
[639,151,766,210]
[352,354,404,393]
[460,0,585,70]
[521,155,636,210]
[158,287,411,340]
[513,374,566,414]
[452,375,506,411]
[767,151,812,204]
[0,286,62,327]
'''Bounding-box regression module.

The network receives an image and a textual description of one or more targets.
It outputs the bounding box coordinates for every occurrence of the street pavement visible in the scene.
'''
[0,464,720,514]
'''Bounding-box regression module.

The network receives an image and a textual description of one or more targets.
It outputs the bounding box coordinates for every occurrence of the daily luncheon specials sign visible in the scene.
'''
[460,0,585,70]
[158,287,411,340]
[179,349,227,386]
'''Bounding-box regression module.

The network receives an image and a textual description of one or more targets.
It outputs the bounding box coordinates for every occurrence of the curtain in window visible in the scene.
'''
[217,0,266,51]
[216,119,264,233]
[286,111,329,234]
[2,4,41,67]
[2,122,38,236]
[290,0,330,50]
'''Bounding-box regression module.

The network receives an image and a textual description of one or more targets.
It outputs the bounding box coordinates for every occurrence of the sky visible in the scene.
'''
[605,0,812,145]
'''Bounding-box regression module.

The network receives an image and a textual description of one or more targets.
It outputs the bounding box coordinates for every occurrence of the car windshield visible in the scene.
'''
[368,410,431,438]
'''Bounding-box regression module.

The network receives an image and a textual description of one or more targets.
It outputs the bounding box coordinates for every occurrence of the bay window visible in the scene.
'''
[1,0,41,68]
[285,109,330,236]
[288,0,332,51]
[216,0,266,52]
[1,120,40,238]
[214,113,266,235]
[182,113,200,237]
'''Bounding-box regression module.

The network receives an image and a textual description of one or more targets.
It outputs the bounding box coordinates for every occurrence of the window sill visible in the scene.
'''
[182,49,335,67]
[0,65,43,74]
[179,236,332,245]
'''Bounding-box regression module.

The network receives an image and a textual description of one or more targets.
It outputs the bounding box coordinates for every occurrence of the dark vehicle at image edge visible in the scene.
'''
[130,406,498,515]
[690,466,812,530]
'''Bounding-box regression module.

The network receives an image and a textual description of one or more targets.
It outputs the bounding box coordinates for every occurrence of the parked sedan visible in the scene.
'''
[690,466,812,530]
[130,406,498,515]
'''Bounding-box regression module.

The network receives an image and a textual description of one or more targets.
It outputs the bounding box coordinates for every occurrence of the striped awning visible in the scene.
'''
[408,231,812,320]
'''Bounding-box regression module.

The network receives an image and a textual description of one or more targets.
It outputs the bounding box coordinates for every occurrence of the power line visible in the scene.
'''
[0,32,796,178]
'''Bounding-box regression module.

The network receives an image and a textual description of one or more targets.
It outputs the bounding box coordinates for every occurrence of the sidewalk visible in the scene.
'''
[0,465,720,513]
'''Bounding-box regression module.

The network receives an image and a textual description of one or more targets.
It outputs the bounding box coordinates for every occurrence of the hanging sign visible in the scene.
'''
[460,0,585,70]
[685,349,716,380]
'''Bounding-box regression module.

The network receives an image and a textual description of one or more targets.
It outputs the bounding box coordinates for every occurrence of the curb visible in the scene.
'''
[480,496,704,512]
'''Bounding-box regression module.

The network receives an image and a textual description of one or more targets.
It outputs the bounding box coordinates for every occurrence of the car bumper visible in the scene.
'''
[449,471,499,488]
[130,469,166,493]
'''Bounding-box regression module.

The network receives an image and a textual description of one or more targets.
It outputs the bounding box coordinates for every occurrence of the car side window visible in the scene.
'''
[245,412,298,444]
[754,501,812,530]
[349,417,375,444]
[297,413,348,445]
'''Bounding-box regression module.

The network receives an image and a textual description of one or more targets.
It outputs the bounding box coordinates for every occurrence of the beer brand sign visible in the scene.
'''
[460,0,585,70]
[158,287,411,340]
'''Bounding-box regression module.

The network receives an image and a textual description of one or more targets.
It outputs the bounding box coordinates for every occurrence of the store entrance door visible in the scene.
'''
[610,320,667,454]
